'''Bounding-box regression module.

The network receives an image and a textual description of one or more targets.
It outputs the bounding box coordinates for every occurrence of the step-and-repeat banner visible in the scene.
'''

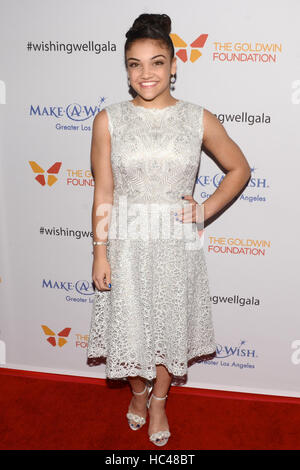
[1,0,300,397]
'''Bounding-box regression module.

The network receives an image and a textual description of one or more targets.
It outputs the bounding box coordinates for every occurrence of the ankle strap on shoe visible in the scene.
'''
[132,384,148,395]
[152,393,168,400]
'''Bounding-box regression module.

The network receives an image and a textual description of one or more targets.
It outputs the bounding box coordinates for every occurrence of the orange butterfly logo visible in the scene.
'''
[170,33,208,62]
[41,325,71,347]
[29,161,62,186]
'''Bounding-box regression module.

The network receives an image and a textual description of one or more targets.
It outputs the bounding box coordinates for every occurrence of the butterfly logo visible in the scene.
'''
[41,325,71,347]
[170,33,208,63]
[29,161,62,186]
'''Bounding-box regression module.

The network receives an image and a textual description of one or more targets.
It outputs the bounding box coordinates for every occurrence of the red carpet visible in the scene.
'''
[0,367,299,450]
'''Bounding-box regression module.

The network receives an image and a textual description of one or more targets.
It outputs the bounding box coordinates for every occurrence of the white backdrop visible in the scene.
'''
[1,0,300,397]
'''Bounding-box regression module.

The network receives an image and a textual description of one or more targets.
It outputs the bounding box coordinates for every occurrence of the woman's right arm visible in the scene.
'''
[91,109,114,291]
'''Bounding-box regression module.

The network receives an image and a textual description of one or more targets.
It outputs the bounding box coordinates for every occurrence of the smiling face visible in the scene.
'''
[126,38,177,103]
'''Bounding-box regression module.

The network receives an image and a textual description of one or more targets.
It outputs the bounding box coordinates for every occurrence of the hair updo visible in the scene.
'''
[124,13,175,68]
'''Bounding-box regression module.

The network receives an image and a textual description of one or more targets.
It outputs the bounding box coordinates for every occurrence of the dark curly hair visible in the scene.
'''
[124,13,174,68]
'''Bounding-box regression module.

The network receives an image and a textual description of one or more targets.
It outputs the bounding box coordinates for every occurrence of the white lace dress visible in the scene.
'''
[87,99,217,383]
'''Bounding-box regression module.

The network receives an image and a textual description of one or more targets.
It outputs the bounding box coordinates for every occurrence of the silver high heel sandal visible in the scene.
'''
[126,382,153,430]
[146,392,171,446]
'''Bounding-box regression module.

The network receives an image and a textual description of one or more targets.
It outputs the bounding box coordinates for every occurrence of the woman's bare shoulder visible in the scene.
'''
[203,107,226,133]
[92,108,109,134]
[93,101,124,129]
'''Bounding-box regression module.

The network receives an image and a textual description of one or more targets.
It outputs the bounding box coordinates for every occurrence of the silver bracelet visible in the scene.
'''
[92,240,109,246]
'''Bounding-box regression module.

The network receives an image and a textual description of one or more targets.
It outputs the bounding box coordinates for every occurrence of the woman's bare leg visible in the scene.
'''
[127,376,149,422]
[128,376,147,393]
[148,365,172,438]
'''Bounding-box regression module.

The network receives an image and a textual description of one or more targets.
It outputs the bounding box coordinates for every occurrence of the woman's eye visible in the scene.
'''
[128,61,164,67]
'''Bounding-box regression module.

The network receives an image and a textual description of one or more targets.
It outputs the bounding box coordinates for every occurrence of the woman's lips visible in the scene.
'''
[140,81,158,88]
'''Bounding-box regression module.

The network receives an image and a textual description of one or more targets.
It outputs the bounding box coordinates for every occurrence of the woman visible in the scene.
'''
[87,13,251,447]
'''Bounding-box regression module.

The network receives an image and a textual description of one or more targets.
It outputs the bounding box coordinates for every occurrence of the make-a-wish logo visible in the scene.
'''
[42,279,95,300]
[29,96,106,131]
[216,340,257,359]
[197,166,269,203]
